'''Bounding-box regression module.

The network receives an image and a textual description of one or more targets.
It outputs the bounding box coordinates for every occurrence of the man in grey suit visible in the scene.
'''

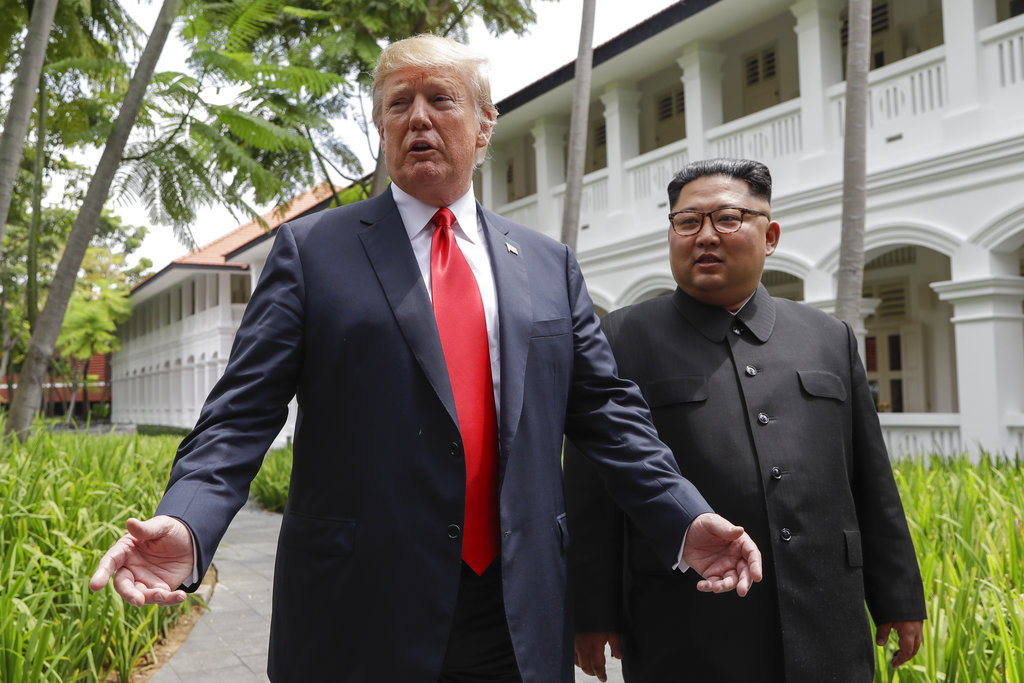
[90,38,762,682]
[567,158,926,682]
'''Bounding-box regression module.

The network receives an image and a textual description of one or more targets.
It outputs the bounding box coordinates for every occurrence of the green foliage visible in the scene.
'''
[873,455,1024,682]
[135,424,191,437]
[250,444,293,512]
[0,427,194,681]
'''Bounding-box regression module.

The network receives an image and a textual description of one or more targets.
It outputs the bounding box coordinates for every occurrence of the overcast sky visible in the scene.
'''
[121,0,681,271]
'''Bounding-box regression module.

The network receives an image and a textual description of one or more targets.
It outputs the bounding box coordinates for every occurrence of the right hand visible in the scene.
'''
[89,516,195,606]
[575,632,623,682]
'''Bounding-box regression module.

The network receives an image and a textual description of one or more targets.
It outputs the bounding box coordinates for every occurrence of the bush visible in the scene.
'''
[135,424,191,437]
[250,445,292,512]
[0,426,195,682]
[874,454,1024,681]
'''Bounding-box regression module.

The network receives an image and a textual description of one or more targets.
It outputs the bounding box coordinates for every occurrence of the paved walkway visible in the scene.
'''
[149,502,622,682]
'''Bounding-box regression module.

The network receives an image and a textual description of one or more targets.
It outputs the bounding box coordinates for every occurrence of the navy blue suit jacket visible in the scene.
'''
[155,189,711,682]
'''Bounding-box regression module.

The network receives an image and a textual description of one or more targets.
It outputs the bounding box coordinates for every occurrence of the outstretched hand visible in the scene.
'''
[682,512,763,596]
[89,516,195,606]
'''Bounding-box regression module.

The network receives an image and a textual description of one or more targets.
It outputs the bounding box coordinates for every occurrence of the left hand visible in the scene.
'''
[876,620,924,667]
[682,512,763,596]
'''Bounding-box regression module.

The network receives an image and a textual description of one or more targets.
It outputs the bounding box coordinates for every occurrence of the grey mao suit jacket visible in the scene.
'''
[566,286,926,682]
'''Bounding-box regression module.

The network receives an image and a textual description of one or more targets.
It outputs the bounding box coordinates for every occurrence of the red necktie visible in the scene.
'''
[430,208,499,575]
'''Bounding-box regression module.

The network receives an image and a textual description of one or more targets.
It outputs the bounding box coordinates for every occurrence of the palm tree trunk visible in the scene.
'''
[560,0,596,253]
[0,0,58,249]
[6,0,184,439]
[835,0,871,330]
[28,78,47,331]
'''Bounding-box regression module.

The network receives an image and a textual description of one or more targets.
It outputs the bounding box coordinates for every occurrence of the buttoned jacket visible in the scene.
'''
[566,286,926,682]
[155,189,711,682]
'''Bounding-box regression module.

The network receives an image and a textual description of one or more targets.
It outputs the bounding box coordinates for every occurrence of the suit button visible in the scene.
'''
[745,365,758,376]
[770,466,782,480]
[447,524,461,539]
[780,528,792,542]
[757,412,770,425]
[449,442,461,457]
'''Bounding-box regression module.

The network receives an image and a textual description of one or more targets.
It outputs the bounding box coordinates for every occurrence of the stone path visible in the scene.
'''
[147,502,622,682]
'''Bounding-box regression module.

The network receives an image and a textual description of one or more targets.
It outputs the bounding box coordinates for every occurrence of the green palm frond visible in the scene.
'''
[208,105,310,153]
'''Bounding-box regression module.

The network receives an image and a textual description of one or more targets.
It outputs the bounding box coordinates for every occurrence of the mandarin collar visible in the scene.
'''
[671,284,776,343]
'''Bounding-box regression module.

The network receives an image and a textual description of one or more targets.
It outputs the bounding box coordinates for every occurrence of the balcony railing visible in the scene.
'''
[981,13,1024,115]
[828,46,947,161]
[879,412,962,458]
[707,98,803,167]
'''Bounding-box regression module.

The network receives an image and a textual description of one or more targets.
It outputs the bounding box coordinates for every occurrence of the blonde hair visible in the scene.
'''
[372,34,498,164]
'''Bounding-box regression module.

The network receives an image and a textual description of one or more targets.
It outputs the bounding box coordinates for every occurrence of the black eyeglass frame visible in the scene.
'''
[668,206,771,236]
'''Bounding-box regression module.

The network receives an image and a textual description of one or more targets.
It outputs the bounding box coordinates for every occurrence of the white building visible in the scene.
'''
[114,0,1024,456]
[475,0,1024,456]
[110,183,338,444]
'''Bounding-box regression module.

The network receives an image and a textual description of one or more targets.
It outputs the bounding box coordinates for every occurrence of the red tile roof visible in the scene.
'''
[175,181,340,266]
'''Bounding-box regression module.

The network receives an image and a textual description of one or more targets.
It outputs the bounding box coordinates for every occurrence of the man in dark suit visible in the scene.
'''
[566,158,926,682]
[90,38,762,682]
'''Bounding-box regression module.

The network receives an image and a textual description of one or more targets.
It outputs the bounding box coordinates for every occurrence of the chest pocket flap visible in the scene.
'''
[642,376,708,408]
[797,370,847,402]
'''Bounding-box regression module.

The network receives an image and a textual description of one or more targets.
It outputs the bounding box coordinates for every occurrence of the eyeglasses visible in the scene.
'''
[668,207,771,236]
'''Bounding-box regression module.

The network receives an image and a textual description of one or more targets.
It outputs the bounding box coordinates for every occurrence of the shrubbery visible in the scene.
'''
[1,424,1021,681]
[0,427,194,682]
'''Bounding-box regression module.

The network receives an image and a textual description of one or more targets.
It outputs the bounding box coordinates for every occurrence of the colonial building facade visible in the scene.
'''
[110,183,338,444]
[113,0,1024,455]
[475,0,1024,456]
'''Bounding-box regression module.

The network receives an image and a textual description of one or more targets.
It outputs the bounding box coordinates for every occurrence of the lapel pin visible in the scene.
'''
[506,242,519,255]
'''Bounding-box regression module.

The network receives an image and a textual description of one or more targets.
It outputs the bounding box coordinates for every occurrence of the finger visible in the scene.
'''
[742,536,764,581]
[111,567,146,606]
[735,559,752,597]
[608,633,624,660]
[876,623,892,647]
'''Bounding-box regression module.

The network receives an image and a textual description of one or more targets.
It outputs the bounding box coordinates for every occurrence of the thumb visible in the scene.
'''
[876,623,893,646]
[608,633,624,660]
[125,516,176,541]
[699,512,744,539]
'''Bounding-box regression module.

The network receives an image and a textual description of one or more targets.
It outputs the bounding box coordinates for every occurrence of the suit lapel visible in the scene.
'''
[357,190,458,428]
[478,205,531,461]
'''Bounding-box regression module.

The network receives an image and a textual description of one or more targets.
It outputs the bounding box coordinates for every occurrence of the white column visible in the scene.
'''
[802,296,881,364]
[218,273,233,326]
[932,276,1024,456]
[480,147,508,210]
[600,83,641,221]
[940,0,996,141]
[530,118,567,234]
[790,0,844,175]
[677,43,725,161]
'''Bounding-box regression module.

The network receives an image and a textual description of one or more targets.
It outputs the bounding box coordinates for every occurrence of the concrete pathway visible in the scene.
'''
[148,502,622,682]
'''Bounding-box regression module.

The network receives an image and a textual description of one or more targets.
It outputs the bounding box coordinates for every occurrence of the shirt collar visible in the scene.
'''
[391,183,479,242]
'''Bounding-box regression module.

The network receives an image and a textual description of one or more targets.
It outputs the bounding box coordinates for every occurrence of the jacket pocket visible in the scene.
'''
[280,511,356,557]
[556,512,570,553]
[643,376,708,408]
[797,370,847,402]
[531,318,571,338]
[844,529,863,567]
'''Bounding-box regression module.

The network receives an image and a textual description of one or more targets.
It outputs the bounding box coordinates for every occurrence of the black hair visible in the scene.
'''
[667,158,773,208]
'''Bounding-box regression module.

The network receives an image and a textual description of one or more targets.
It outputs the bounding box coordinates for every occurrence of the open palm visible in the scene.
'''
[89,516,194,606]
[682,512,763,596]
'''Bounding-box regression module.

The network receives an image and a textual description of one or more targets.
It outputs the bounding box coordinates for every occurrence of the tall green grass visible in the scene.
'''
[875,455,1024,682]
[2,425,1022,681]
[0,427,195,682]
[250,445,292,513]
